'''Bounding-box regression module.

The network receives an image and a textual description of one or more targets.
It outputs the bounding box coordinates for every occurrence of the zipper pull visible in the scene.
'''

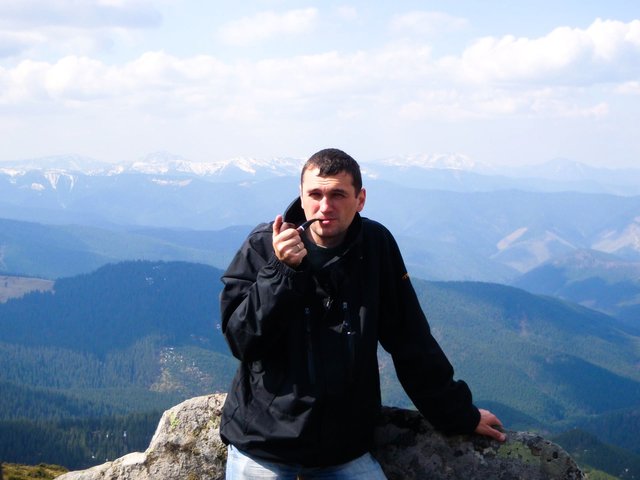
[342,301,355,335]
[342,301,356,383]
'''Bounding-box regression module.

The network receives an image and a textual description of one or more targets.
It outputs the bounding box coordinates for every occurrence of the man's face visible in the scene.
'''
[300,167,366,248]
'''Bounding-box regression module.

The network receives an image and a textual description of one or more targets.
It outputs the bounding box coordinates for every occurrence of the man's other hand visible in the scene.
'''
[474,409,506,442]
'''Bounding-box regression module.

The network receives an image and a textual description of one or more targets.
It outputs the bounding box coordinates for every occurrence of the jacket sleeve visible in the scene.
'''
[220,224,308,362]
[377,230,481,434]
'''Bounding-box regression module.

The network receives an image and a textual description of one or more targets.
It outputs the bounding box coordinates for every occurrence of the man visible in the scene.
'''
[220,148,505,479]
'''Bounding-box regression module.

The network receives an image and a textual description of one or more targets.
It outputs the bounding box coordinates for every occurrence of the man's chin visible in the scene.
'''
[312,229,347,248]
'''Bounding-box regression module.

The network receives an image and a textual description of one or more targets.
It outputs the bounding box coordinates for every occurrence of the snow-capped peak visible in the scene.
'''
[0,152,306,180]
[127,151,305,177]
[0,154,114,175]
[372,153,484,171]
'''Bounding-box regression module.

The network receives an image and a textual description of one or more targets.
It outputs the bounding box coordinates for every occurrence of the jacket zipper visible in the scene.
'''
[304,307,316,385]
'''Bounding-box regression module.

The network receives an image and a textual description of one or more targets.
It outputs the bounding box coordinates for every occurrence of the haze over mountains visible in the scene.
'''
[2,152,640,297]
[5,150,640,332]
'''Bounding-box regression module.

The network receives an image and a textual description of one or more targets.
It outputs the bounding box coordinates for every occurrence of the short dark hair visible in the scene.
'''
[301,148,362,193]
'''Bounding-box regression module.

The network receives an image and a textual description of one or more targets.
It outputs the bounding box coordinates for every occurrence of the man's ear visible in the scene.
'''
[357,188,366,212]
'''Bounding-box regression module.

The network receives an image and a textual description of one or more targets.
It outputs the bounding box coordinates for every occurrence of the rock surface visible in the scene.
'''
[57,393,584,480]
[372,407,584,480]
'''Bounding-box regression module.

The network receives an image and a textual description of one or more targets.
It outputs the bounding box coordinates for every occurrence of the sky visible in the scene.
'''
[1,0,639,168]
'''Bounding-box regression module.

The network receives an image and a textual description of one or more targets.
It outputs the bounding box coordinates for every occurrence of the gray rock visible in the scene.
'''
[57,394,227,480]
[373,407,584,480]
[57,394,584,480]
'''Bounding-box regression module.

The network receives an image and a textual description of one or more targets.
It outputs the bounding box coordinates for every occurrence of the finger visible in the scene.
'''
[281,221,297,231]
[486,426,506,442]
[476,421,505,441]
[293,241,306,255]
[491,428,507,442]
[485,410,503,428]
[284,239,305,256]
[272,215,284,236]
[276,225,302,247]
[277,240,306,268]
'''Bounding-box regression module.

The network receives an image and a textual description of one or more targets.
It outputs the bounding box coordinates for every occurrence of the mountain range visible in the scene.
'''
[513,249,640,327]
[2,154,640,288]
[4,152,640,196]
[3,152,640,476]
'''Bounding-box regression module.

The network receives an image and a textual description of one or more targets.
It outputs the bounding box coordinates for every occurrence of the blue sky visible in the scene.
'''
[1,0,639,168]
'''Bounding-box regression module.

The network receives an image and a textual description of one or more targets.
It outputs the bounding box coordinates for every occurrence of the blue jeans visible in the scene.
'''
[225,445,388,480]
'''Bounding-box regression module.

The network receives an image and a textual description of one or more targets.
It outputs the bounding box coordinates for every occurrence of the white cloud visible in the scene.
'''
[335,6,358,21]
[0,0,162,58]
[0,44,431,124]
[396,87,609,122]
[587,17,640,60]
[0,30,46,57]
[0,0,162,28]
[444,18,640,85]
[217,8,319,46]
[390,11,468,37]
[617,81,640,94]
[1,16,638,141]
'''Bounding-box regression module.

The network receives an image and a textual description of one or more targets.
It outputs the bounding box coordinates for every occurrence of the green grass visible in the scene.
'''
[1,462,68,480]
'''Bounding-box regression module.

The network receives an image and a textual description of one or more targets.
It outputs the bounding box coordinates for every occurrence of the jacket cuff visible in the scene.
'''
[268,255,307,294]
[269,254,296,277]
[424,396,481,435]
[463,405,482,434]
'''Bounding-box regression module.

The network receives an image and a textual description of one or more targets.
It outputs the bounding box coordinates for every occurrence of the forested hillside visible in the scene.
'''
[0,261,234,468]
[0,261,226,353]
[417,280,640,420]
[0,412,160,469]
[1,261,639,476]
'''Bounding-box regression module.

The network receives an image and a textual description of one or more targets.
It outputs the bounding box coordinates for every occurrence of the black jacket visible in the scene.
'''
[219,199,480,467]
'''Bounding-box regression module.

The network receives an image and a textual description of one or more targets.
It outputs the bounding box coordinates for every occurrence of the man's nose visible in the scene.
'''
[319,197,332,211]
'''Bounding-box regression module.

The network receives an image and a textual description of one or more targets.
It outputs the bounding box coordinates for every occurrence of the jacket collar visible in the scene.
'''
[283,197,307,226]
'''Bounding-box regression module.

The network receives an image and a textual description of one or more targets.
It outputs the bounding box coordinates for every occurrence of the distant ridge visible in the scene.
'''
[512,248,640,323]
[2,176,640,282]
